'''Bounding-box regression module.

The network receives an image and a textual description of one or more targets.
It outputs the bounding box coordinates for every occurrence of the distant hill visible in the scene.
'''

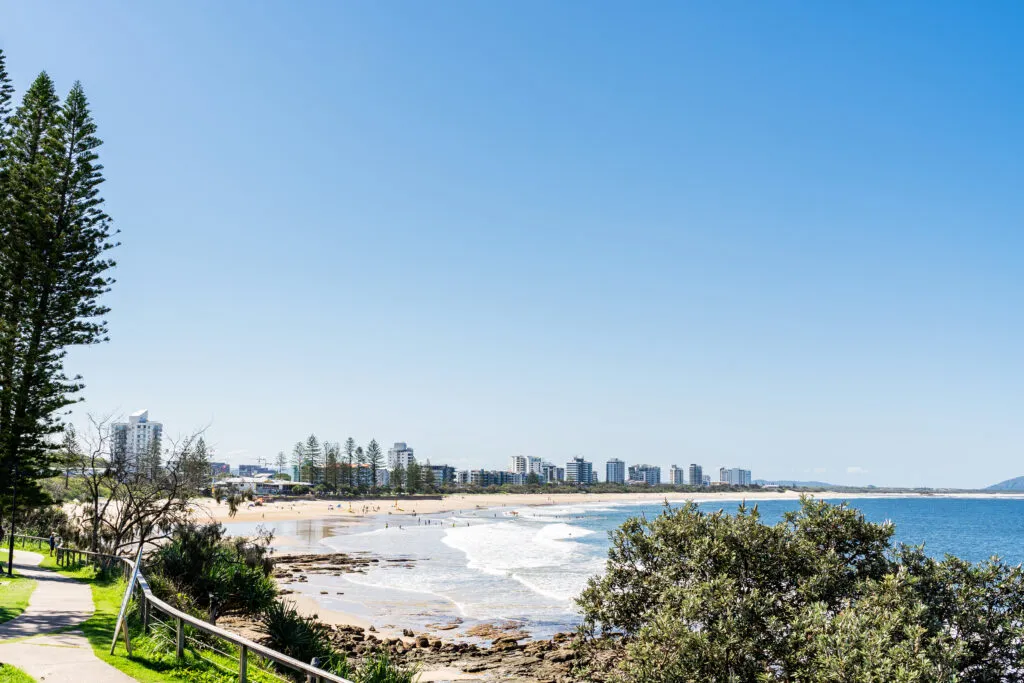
[754,479,834,488]
[986,476,1024,491]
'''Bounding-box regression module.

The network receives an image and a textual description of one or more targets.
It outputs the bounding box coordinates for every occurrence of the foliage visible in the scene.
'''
[576,496,1024,682]
[147,522,277,622]
[355,650,419,683]
[12,503,70,539]
[0,49,116,573]
[366,440,383,489]
[259,600,347,673]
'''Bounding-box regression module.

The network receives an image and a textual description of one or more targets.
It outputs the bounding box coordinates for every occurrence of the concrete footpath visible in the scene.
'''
[0,549,136,682]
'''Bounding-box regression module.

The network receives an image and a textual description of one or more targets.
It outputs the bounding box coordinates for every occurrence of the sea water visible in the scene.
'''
[226,496,1024,639]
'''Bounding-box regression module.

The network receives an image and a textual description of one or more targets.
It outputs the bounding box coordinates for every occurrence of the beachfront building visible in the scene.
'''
[376,468,390,487]
[429,463,456,486]
[210,462,230,477]
[388,442,416,469]
[688,463,704,487]
[239,464,276,478]
[465,470,527,487]
[566,457,593,485]
[606,458,626,485]
[511,456,545,478]
[217,476,312,496]
[538,462,563,483]
[628,464,662,486]
[111,409,163,474]
[669,465,685,485]
[528,456,544,476]
[719,467,752,486]
[703,474,711,486]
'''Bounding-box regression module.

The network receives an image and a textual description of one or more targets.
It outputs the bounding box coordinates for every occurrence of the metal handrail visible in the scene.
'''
[36,538,355,683]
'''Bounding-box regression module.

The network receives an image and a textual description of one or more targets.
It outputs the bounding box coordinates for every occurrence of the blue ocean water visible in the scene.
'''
[228,496,1024,639]
[574,497,1024,565]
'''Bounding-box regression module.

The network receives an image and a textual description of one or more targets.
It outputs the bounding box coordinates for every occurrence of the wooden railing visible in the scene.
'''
[13,534,354,683]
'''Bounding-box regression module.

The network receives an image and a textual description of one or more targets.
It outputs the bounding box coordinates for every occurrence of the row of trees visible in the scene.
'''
[280,435,445,494]
[286,435,384,490]
[0,50,117,574]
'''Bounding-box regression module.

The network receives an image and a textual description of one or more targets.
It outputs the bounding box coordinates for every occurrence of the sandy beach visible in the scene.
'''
[190,488,1019,526]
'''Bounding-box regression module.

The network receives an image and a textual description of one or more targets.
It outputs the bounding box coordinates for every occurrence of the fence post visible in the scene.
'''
[308,656,322,683]
[176,617,184,659]
[239,644,248,683]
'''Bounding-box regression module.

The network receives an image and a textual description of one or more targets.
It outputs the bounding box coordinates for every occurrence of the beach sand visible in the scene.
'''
[192,489,814,525]
[189,488,1016,526]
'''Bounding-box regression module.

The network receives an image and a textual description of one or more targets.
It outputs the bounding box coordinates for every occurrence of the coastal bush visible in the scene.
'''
[259,600,347,673]
[147,522,277,622]
[356,650,419,683]
[576,496,1024,682]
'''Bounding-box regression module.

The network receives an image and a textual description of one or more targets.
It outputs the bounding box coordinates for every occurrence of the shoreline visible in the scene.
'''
[191,489,1024,526]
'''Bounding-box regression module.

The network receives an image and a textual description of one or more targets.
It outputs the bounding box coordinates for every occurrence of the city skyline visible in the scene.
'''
[6,2,1023,489]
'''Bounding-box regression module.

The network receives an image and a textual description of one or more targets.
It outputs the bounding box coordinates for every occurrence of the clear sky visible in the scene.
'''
[3,1,1022,488]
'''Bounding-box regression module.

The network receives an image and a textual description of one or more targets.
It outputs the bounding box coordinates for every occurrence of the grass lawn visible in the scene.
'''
[0,571,36,625]
[38,555,281,683]
[0,664,35,683]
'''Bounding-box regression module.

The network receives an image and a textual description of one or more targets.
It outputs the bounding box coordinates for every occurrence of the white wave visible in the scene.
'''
[440,521,597,602]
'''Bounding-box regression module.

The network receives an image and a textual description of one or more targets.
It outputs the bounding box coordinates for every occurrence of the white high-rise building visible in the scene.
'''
[509,455,527,474]
[669,465,685,485]
[111,409,163,472]
[719,467,752,486]
[387,442,416,469]
[566,457,593,484]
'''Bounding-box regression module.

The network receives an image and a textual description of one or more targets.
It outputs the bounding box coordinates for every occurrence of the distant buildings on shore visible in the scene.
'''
[629,464,661,486]
[223,436,756,492]
[388,442,416,470]
[606,458,626,485]
[111,409,162,473]
[720,467,752,486]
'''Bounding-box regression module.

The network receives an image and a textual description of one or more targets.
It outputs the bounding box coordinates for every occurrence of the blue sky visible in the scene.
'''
[3,1,1022,487]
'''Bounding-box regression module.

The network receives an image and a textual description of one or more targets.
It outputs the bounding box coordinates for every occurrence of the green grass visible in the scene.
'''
[0,664,35,683]
[9,538,48,554]
[39,555,283,683]
[0,570,36,625]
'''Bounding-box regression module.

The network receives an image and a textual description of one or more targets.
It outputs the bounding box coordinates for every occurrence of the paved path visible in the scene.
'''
[0,550,136,682]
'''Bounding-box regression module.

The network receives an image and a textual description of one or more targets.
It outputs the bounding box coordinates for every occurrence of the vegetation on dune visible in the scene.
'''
[576,496,1024,682]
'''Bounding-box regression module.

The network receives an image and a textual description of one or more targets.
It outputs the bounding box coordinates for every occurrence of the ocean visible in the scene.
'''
[225,496,1024,640]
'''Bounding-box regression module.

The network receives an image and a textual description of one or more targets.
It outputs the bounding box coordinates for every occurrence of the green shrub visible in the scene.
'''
[259,600,345,673]
[577,496,1024,682]
[356,650,419,683]
[147,522,276,622]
